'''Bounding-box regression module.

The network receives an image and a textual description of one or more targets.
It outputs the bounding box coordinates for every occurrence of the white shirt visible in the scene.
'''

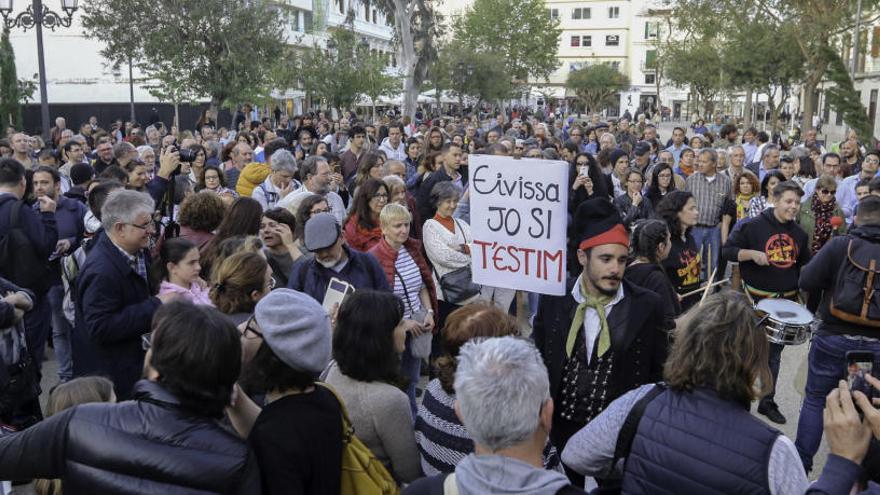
[571,277,625,364]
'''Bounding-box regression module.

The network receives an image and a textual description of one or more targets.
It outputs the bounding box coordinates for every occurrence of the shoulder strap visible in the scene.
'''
[452,218,468,244]
[394,268,415,314]
[611,383,667,470]
[316,381,356,440]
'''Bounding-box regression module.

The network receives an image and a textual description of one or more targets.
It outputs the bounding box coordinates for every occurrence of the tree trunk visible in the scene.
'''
[391,0,418,121]
[209,96,223,128]
[174,101,180,130]
[744,89,753,127]
[801,68,823,132]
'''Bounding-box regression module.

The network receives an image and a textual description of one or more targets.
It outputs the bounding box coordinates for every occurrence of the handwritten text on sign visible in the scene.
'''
[469,155,569,295]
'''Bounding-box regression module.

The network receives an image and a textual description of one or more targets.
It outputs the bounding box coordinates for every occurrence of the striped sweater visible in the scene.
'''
[414,378,562,476]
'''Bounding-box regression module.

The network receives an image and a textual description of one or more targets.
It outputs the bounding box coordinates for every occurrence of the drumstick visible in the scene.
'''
[679,278,731,298]
[699,267,718,306]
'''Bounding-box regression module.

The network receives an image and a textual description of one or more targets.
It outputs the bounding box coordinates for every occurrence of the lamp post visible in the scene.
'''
[0,0,78,140]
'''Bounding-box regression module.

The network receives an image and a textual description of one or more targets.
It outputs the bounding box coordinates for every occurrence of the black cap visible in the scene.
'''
[634,141,651,156]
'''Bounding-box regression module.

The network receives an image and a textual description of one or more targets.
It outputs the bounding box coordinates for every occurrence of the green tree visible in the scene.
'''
[453,0,561,83]
[443,48,514,110]
[663,42,724,117]
[669,0,878,133]
[721,20,805,132]
[565,64,630,114]
[296,25,399,115]
[81,0,287,118]
[371,0,442,120]
[0,28,22,128]
[360,52,402,119]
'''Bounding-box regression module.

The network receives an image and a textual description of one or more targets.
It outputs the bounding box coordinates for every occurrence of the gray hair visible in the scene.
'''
[113,141,135,160]
[383,160,405,176]
[454,336,550,451]
[136,145,154,158]
[429,181,462,208]
[699,148,718,164]
[270,149,298,175]
[382,174,405,193]
[101,189,155,231]
[300,155,327,180]
[761,144,780,161]
[729,144,745,155]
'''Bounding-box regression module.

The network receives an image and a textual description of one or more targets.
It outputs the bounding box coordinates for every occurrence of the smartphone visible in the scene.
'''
[579,165,589,177]
[846,351,875,398]
[323,277,354,314]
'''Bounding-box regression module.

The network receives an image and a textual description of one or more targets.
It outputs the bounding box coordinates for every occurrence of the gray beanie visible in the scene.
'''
[254,288,331,375]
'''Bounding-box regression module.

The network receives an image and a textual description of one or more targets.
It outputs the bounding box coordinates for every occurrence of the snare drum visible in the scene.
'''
[756,298,815,345]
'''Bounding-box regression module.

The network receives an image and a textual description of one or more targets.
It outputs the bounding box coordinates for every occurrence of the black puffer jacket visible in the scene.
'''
[0,380,260,494]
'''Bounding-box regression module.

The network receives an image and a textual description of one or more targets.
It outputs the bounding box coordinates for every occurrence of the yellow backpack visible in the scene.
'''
[318,383,400,495]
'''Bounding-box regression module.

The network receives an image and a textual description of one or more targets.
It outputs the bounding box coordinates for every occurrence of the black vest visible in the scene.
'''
[622,387,779,494]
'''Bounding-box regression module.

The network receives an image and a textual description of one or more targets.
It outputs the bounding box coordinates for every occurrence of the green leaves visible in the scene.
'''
[296,25,400,112]
[0,28,22,128]
[81,0,287,111]
[452,0,561,82]
[565,64,629,113]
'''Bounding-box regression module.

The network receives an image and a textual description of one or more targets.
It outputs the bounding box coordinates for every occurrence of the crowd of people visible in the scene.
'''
[0,107,879,494]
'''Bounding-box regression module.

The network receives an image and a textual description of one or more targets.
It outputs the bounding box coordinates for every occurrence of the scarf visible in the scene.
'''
[810,195,836,254]
[736,193,755,221]
[678,162,694,177]
[565,277,612,358]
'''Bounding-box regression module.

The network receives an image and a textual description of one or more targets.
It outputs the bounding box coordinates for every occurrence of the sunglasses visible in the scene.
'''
[819,189,837,195]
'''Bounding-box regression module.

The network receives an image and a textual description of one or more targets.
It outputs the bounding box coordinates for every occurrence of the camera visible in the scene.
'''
[176,147,197,163]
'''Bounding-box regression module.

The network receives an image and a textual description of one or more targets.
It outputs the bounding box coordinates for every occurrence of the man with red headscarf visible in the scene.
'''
[533,198,669,488]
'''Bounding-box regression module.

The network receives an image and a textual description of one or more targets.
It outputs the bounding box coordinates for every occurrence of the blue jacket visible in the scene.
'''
[73,232,160,399]
[623,386,779,494]
[52,196,87,248]
[287,245,391,303]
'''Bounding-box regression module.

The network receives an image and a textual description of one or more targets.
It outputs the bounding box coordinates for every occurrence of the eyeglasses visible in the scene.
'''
[310,207,332,215]
[372,193,389,201]
[242,317,264,340]
[819,189,837,195]
[127,221,155,232]
[628,179,644,184]
[141,332,152,351]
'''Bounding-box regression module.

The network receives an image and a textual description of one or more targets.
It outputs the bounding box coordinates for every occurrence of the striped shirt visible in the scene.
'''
[392,247,422,318]
[415,378,562,476]
[686,172,731,226]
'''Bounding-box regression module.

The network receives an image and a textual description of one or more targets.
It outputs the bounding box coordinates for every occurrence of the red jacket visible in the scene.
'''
[343,216,383,252]
[368,237,438,316]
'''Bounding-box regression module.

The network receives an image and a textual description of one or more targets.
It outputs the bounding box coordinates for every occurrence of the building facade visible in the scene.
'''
[8,0,396,130]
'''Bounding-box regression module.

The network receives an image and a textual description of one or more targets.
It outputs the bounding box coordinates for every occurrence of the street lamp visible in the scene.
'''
[0,0,79,140]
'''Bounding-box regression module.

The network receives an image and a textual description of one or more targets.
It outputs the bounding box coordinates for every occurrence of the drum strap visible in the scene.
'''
[744,284,798,300]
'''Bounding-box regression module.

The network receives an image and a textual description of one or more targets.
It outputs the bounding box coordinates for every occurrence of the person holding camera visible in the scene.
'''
[809,378,880,494]
[795,195,880,473]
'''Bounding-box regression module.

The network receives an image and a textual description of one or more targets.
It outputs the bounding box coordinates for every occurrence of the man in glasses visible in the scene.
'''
[75,189,178,399]
[837,150,880,225]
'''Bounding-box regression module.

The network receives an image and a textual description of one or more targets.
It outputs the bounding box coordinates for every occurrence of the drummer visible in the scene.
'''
[795,195,880,473]
[722,180,811,425]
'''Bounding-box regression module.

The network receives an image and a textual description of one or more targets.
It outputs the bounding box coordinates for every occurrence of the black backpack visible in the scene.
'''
[0,201,53,295]
[830,237,880,327]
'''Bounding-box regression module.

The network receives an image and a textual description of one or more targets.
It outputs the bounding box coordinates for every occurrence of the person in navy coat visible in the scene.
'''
[74,190,175,399]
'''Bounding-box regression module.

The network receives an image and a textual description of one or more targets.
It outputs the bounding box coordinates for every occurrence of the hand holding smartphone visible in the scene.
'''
[847,351,875,400]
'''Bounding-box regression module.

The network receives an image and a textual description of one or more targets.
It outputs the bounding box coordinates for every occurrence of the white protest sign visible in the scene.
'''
[469,155,569,295]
